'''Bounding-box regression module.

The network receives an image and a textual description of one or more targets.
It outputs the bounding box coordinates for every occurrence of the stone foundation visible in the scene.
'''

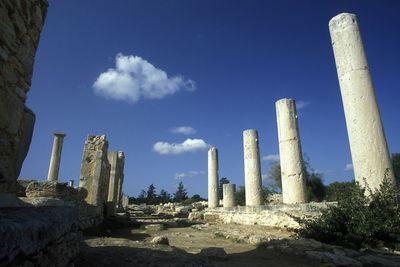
[189,202,335,229]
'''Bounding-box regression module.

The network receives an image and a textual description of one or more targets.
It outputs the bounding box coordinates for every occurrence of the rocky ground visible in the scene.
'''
[74,204,400,267]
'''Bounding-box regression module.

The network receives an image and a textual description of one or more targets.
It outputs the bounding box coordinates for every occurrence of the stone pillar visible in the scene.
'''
[79,135,111,210]
[329,13,395,191]
[116,151,125,208]
[47,132,66,181]
[223,184,236,207]
[106,150,124,216]
[276,99,307,204]
[68,180,74,187]
[208,147,219,208]
[243,129,263,206]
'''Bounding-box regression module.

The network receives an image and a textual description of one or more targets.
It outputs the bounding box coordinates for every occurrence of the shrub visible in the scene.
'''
[292,176,400,250]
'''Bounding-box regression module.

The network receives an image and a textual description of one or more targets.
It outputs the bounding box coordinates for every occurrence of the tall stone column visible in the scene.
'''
[243,129,263,206]
[208,147,219,208]
[329,13,395,191]
[276,99,307,204]
[223,184,236,208]
[47,132,66,181]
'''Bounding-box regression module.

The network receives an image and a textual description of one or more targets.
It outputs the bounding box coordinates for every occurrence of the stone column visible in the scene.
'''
[276,99,307,204]
[329,13,395,191]
[223,184,236,207]
[243,129,263,206]
[47,132,66,181]
[208,147,219,208]
[68,180,74,187]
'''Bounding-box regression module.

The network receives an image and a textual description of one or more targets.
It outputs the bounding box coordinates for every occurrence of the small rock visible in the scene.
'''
[151,236,169,245]
[199,247,227,260]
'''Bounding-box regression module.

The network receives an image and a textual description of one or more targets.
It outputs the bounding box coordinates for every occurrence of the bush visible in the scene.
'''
[292,177,400,250]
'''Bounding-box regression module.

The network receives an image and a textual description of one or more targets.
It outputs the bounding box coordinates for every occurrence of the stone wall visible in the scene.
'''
[189,202,335,229]
[78,135,111,217]
[0,206,79,266]
[0,0,48,193]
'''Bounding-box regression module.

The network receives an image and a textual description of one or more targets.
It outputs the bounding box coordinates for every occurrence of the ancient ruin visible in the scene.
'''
[78,135,111,217]
[208,147,219,208]
[47,132,66,181]
[329,13,395,191]
[116,151,125,208]
[276,99,307,204]
[222,183,236,208]
[243,129,263,206]
[106,150,125,216]
[0,0,48,193]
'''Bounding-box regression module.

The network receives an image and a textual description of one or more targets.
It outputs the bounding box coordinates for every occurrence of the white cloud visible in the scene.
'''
[296,100,310,110]
[174,170,206,179]
[153,138,211,155]
[93,53,196,103]
[170,126,197,135]
[345,163,353,171]
[262,154,280,161]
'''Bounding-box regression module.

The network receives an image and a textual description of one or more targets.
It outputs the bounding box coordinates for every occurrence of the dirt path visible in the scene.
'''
[74,213,322,267]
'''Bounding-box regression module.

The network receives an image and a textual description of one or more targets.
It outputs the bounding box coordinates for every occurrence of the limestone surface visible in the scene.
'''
[243,129,263,206]
[208,147,219,208]
[47,132,66,181]
[276,99,307,204]
[78,135,111,210]
[222,184,236,208]
[0,206,79,266]
[0,0,49,193]
[329,13,395,191]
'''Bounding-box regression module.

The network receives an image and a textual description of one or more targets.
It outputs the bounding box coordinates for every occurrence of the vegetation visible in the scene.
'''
[391,153,400,184]
[292,176,400,250]
[235,185,271,206]
[129,182,200,204]
[265,155,326,201]
[173,181,188,202]
[214,232,225,238]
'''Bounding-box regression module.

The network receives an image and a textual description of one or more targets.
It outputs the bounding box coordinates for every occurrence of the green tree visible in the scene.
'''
[235,186,271,206]
[158,189,171,204]
[218,177,230,200]
[325,181,356,201]
[265,155,326,201]
[265,161,281,192]
[174,182,188,202]
[235,186,246,206]
[146,184,157,204]
[391,153,400,184]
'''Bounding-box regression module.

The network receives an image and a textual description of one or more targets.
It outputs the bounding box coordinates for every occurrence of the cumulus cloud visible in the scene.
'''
[345,163,353,171]
[296,100,310,110]
[93,53,196,103]
[153,138,211,155]
[170,126,197,135]
[262,154,280,161]
[174,170,206,179]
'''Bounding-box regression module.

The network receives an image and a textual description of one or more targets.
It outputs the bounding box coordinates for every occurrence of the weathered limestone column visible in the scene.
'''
[208,147,219,208]
[243,129,263,206]
[276,99,307,204]
[223,184,236,207]
[68,180,74,187]
[329,13,395,191]
[47,132,66,181]
[116,151,125,208]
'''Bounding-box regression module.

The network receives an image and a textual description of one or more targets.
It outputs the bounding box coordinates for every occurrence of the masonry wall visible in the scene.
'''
[0,0,48,193]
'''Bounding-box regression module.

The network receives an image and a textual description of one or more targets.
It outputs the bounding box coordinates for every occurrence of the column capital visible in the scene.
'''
[53,132,66,137]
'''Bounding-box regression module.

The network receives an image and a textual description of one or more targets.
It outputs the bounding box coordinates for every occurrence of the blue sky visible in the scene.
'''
[19,1,400,198]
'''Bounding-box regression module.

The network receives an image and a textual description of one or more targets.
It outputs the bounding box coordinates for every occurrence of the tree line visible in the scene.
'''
[129,181,206,205]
